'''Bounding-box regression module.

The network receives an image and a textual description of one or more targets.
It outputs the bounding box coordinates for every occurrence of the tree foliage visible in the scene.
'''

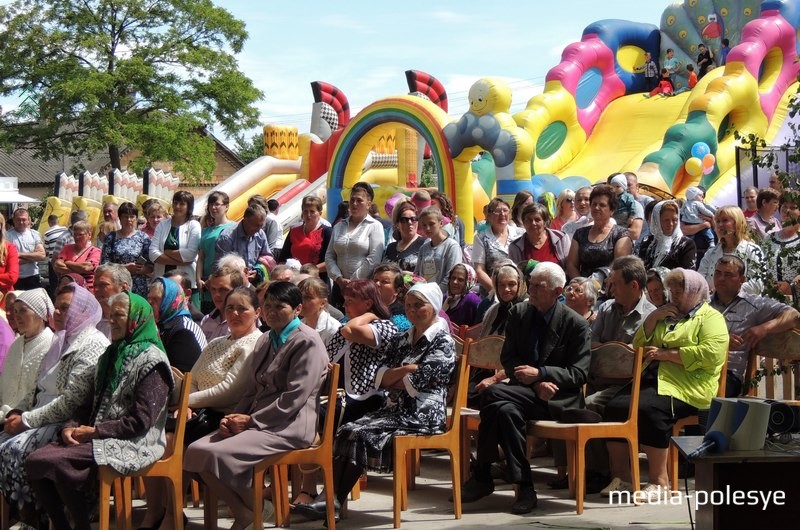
[235,131,265,164]
[0,0,264,183]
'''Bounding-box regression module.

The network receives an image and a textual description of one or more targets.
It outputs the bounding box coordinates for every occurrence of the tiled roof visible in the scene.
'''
[0,147,110,185]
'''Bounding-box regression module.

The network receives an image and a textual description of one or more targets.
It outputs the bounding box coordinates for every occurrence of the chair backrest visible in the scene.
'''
[716,350,729,398]
[445,353,470,434]
[589,343,642,425]
[589,341,637,381]
[462,323,483,340]
[453,334,466,357]
[317,364,341,447]
[466,335,504,371]
[168,367,192,457]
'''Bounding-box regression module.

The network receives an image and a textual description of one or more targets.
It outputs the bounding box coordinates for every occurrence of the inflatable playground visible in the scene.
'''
[48,0,800,244]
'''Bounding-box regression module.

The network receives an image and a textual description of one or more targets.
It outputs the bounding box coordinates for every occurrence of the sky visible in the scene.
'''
[1,1,671,149]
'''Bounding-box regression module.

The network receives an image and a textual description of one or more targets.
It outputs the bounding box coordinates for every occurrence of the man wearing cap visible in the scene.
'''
[461,262,591,514]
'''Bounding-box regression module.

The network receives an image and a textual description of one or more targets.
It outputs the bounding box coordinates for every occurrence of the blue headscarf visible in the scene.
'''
[156,277,192,324]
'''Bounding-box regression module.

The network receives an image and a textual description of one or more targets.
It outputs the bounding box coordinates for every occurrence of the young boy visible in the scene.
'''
[639,52,658,91]
[673,64,697,95]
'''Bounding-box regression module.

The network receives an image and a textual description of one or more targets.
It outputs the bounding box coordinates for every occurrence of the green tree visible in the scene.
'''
[235,131,265,164]
[0,0,264,183]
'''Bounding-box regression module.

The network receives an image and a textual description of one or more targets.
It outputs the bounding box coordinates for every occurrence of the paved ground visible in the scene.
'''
[175,453,695,530]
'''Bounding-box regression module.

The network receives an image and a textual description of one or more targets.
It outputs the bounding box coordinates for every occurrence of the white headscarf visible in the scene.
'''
[649,200,684,267]
[407,282,443,314]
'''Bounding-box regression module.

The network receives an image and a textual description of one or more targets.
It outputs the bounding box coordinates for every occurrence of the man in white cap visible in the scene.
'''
[461,262,591,514]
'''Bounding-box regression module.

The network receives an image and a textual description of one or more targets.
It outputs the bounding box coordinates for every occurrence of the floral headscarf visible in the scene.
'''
[95,292,165,397]
[40,285,103,376]
[443,263,476,311]
[155,277,192,324]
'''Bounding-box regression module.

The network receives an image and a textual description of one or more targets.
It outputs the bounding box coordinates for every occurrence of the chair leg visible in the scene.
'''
[628,440,641,492]
[575,439,586,515]
[350,477,361,501]
[169,476,184,530]
[252,469,265,530]
[0,495,8,530]
[98,472,112,530]
[203,485,218,530]
[121,477,133,530]
[321,463,336,530]
[459,420,471,483]
[668,441,678,492]
[406,450,416,491]
[566,440,576,498]
[449,448,462,520]
[190,479,201,508]
[393,444,406,528]
[276,465,291,526]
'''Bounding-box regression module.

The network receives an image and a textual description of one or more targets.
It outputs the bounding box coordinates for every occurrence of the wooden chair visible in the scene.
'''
[203,365,340,530]
[392,353,469,528]
[667,353,728,492]
[527,343,643,514]
[99,368,192,530]
[457,335,505,481]
[0,494,10,530]
[744,328,800,399]
[459,323,483,341]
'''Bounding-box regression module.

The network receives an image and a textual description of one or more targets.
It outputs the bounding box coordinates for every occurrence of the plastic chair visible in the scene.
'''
[457,335,505,481]
[392,353,469,528]
[99,368,192,530]
[527,343,643,514]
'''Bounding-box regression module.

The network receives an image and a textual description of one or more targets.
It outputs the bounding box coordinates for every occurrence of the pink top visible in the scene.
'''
[58,244,101,291]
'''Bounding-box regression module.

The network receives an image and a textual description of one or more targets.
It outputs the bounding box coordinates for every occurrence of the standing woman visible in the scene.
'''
[26,291,171,530]
[510,191,534,227]
[765,191,800,297]
[431,192,466,250]
[638,200,696,270]
[197,191,235,313]
[52,221,101,291]
[0,213,19,299]
[326,183,385,308]
[150,190,202,291]
[415,207,462,295]
[549,189,579,231]
[147,278,206,373]
[746,187,781,240]
[697,206,765,295]
[100,202,153,297]
[280,196,332,278]
[473,198,525,296]
[508,203,571,269]
[184,282,328,530]
[383,201,425,272]
[143,203,168,239]
[566,185,632,279]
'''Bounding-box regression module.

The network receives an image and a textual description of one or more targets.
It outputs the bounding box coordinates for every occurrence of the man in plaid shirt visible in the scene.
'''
[43,211,85,296]
[639,52,658,92]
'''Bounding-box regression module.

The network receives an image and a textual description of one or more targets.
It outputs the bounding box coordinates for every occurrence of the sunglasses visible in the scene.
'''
[398,216,418,224]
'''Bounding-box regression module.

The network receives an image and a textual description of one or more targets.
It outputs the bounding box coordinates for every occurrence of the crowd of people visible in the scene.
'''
[0,170,798,528]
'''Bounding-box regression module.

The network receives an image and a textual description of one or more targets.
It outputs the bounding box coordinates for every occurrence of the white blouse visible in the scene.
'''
[325,216,385,281]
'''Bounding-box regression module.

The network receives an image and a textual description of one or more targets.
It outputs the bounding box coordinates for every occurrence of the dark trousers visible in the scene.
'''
[476,383,552,485]
[15,274,41,291]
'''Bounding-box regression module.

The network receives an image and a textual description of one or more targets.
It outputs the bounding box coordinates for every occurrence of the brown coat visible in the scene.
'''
[183,323,328,488]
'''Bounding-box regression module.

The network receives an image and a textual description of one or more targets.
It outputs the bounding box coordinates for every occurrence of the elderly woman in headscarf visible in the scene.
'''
[26,291,172,530]
[147,277,207,372]
[295,282,456,522]
[0,285,108,525]
[638,200,696,270]
[602,268,728,502]
[1,289,55,421]
[443,263,480,327]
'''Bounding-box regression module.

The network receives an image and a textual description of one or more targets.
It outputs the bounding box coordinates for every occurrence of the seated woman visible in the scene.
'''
[295,282,456,521]
[26,291,173,530]
[645,267,670,307]
[564,276,600,323]
[184,282,328,530]
[139,286,264,530]
[603,268,728,501]
[0,289,55,423]
[298,277,341,346]
[443,263,480,327]
[147,277,207,372]
[0,286,108,524]
[372,263,412,332]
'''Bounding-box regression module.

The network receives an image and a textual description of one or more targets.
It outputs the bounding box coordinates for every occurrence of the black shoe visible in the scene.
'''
[547,475,569,490]
[511,486,538,514]
[489,462,512,483]
[292,499,340,522]
[461,476,494,503]
[585,471,610,495]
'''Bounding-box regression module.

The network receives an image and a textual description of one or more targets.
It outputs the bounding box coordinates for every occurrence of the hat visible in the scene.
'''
[407,282,443,314]
[610,174,628,191]
[15,288,55,322]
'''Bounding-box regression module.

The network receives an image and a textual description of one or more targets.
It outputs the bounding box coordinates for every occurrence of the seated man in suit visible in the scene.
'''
[460,262,591,514]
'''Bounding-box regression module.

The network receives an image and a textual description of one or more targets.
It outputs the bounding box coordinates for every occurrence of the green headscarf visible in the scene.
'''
[95,291,166,397]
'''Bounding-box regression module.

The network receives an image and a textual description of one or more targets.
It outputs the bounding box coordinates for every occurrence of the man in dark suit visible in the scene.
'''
[461,262,591,514]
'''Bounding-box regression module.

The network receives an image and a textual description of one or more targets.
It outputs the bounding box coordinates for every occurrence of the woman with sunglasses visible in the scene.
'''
[383,200,426,272]
[550,189,579,231]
